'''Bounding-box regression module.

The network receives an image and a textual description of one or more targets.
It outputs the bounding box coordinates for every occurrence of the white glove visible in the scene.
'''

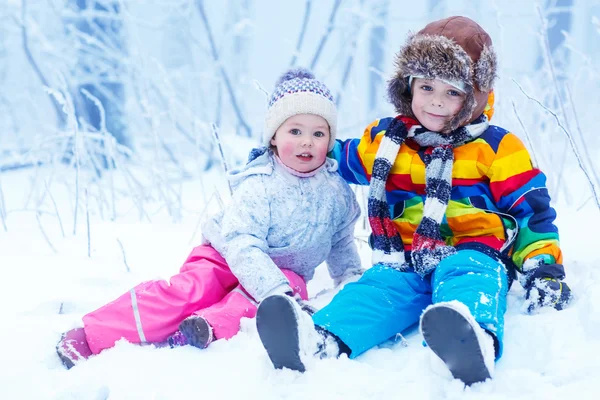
[333,268,364,287]
[260,283,293,301]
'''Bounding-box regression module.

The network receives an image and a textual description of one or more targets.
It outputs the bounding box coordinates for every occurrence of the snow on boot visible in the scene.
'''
[420,301,495,386]
[256,294,339,372]
[178,316,214,349]
[56,327,93,369]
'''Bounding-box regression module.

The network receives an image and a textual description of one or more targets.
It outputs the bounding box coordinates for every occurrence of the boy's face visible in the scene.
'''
[270,114,330,173]
[410,78,466,132]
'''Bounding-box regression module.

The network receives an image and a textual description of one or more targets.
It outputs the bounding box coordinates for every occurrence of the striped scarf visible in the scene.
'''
[368,114,489,277]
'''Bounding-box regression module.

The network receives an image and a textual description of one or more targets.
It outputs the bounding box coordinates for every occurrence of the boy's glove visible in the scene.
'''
[522,263,572,313]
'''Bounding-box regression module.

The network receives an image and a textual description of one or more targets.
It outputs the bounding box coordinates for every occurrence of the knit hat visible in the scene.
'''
[264,68,338,151]
[388,16,498,132]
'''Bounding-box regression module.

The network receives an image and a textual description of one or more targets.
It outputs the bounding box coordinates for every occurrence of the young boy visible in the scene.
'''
[255,16,572,386]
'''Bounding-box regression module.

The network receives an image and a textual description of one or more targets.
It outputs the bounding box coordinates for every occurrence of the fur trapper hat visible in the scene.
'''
[387,16,497,131]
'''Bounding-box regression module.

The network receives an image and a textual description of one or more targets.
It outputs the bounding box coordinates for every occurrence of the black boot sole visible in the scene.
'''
[257,295,305,372]
[421,305,491,386]
[56,345,75,370]
[179,317,212,349]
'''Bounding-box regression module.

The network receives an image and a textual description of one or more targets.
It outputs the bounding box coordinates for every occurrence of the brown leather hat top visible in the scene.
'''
[418,16,492,68]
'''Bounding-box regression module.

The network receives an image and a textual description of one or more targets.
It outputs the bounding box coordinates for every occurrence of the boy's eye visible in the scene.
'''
[313,131,325,138]
[447,89,462,97]
[420,85,433,92]
[289,128,301,135]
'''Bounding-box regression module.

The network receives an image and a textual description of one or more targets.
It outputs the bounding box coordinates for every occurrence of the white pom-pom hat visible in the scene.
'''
[264,68,338,151]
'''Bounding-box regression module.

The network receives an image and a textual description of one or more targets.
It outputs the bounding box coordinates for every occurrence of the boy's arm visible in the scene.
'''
[486,131,571,311]
[219,176,291,302]
[486,132,562,269]
[325,183,364,286]
[329,118,395,185]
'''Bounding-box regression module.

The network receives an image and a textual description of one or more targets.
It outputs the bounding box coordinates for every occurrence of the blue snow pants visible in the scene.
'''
[312,250,509,359]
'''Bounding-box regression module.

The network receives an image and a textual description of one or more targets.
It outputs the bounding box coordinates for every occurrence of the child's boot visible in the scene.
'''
[256,294,343,372]
[420,301,495,385]
[178,316,214,349]
[56,327,93,369]
[167,330,189,348]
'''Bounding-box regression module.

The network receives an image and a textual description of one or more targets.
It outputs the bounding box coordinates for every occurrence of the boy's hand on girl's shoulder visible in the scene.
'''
[521,262,572,313]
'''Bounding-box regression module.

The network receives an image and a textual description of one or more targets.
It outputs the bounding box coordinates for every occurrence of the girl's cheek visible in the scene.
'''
[278,143,295,157]
[315,147,328,161]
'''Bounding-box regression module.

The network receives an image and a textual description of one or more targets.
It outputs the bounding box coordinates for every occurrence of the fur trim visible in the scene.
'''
[446,86,476,132]
[387,73,411,118]
[387,33,498,131]
[388,35,472,111]
[399,34,472,86]
[474,45,497,92]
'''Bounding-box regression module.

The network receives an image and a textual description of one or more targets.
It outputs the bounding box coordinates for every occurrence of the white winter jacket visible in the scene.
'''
[201,149,362,301]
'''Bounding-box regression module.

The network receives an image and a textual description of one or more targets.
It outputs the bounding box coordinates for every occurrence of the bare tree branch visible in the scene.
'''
[0,175,7,231]
[44,179,65,238]
[310,0,342,70]
[511,99,540,168]
[195,0,252,137]
[537,5,573,194]
[20,0,66,128]
[85,188,91,257]
[211,123,232,196]
[513,78,600,211]
[565,83,600,190]
[290,0,312,67]
[116,238,131,272]
[36,212,57,253]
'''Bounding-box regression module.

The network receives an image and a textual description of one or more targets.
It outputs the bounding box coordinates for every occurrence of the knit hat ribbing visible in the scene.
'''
[264,68,338,151]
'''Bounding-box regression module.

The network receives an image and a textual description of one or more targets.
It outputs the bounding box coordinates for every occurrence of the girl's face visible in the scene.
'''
[410,78,466,132]
[270,114,330,173]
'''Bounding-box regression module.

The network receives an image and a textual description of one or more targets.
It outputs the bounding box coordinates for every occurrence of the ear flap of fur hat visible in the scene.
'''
[387,16,497,131]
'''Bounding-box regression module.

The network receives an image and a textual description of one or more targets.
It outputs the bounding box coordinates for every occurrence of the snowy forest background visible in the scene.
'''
[1,0,600,399]
[2,0,600,218]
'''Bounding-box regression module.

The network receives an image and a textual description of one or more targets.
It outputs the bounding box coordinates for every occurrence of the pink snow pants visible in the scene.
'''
[82,245,308,354]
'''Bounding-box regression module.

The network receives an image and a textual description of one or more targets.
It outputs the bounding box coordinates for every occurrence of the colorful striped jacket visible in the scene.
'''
[331,117,563,270]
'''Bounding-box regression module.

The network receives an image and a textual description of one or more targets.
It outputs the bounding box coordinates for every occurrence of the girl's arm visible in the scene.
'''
[218,176,291,302]
[325,182,364,284]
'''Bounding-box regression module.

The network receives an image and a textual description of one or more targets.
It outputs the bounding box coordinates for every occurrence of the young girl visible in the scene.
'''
[56,68,363,369]
[256,16,572,385]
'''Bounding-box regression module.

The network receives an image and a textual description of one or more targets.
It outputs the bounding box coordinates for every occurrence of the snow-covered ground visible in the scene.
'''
[0,166,599,400]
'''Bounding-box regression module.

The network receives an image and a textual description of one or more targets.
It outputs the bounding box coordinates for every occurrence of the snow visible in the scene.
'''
[0,167,599,400]
[480,293,491,305]
[1,0,599,397]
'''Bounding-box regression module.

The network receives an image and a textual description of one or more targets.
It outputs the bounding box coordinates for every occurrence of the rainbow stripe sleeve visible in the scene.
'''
[330,118,394,185]
[486,131,563,268]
